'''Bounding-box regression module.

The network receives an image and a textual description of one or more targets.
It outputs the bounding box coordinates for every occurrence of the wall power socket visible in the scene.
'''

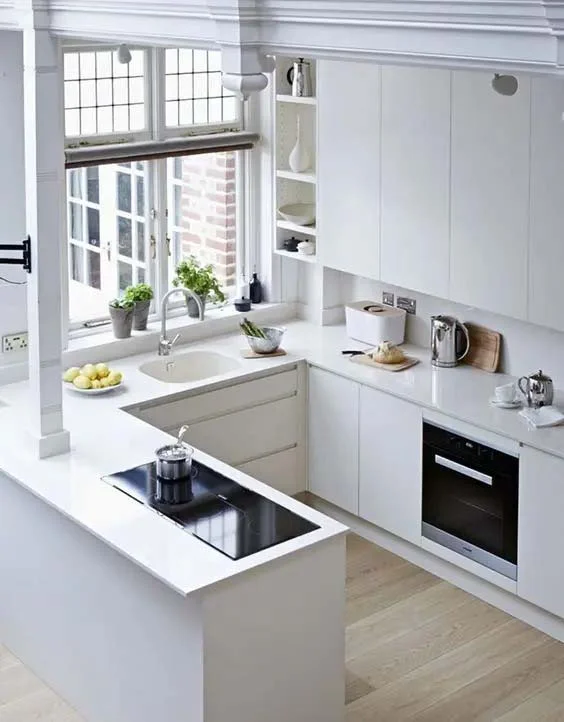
[2,332,28,353]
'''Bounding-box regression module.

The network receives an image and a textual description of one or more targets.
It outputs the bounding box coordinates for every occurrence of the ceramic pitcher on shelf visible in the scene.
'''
[288,115,310,173]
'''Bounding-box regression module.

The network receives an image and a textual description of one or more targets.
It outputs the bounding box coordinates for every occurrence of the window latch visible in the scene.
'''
[150,235,157,259]
[0,236,32,273]
[150,208,158,220]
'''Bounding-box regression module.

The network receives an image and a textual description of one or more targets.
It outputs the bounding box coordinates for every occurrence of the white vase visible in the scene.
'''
[288,115,310,173]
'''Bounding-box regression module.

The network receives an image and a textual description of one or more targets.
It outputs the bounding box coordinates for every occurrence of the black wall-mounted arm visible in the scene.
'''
[0,236,31,273]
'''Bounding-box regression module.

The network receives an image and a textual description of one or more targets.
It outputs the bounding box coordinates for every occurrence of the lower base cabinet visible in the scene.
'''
[359,386,423,545]
[308,367,360,514]
[518,446,564,618]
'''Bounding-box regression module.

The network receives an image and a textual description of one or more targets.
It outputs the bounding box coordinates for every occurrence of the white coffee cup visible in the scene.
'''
[494,382,517,403]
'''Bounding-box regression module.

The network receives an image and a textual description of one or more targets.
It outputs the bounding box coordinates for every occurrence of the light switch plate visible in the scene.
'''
[397,296,416,315]
[382,291,395,307]
[2,332,28,353]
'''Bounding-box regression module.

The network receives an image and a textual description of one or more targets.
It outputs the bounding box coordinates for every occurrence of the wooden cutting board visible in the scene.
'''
[350,353,420,373]
[463,323,501,373]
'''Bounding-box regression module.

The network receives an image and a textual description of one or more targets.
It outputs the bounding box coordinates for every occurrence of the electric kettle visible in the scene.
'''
[431,315,470,368]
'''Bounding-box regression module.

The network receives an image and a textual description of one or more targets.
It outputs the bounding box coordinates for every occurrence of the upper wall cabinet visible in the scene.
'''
[317,60,380,280]
[380,66,451,299]
[528,77,564,333]
[450,72,531,320]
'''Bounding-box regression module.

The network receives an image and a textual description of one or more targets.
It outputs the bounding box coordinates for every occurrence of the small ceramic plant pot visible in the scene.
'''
[132,300,151,331]
[186,294,206,319]
[109,305,134,339]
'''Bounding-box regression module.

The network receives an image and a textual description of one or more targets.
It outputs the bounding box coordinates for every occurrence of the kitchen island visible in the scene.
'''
[0,333,347,722]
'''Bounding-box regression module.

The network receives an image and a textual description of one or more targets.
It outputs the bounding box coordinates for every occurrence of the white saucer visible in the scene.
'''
[489,397,521,409]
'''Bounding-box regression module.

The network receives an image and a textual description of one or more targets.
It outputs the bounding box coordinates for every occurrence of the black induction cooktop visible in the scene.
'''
[102,461,319,560]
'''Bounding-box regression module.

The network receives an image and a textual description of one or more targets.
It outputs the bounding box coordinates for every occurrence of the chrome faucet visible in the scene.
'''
[158,288,204,356]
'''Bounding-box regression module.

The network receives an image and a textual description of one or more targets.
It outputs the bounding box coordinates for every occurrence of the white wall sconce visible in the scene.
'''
[492,73,518,96]
[117,44,132,65]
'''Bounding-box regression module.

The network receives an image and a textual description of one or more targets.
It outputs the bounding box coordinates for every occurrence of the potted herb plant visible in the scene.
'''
[108,297,134,339]
[124,283,154,331]
[173,256,226,319]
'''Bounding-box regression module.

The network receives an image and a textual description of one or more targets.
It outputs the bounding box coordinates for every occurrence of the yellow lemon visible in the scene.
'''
[73,374,92,390]
[63,367,81,383]
[107,370,123,386]
[95,363,110,378]
[80,364,97,380]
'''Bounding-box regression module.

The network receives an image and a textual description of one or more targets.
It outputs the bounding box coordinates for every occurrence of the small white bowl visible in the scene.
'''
[278,203,316,227]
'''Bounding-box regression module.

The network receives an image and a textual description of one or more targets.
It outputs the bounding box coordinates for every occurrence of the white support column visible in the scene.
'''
[22,25,70,458]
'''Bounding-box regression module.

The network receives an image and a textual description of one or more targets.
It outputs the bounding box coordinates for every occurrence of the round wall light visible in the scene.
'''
[117,44,132,65]
[492,73,518,96]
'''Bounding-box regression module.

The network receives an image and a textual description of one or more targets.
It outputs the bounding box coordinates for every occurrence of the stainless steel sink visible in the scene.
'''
[139,350,241,383]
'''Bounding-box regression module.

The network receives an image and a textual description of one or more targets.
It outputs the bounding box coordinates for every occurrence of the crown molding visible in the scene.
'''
[3,0,564,72]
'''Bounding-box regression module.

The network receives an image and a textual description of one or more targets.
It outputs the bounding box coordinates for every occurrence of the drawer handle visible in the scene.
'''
[435,455,493,486]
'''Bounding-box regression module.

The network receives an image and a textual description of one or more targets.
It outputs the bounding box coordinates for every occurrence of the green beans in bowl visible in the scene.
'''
[240,318,286,354]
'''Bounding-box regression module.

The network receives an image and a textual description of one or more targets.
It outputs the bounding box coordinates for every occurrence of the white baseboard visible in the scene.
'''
[308,494,564,643]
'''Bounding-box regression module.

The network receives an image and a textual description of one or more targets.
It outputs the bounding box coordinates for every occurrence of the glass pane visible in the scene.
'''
[136,176,144,217]
[65,109,80,137]
[87,207,100,247]
[65,81,79,109]
[97,78,112,106]
[193,74,207,99]
[87,167,99,204]
[174,185,182,227]
[166,48,178,74]
[117,172,132,213]
[138,267,146,284]
[178,74,192,100]
[70,202,83,241]
[97,106,113,134]
[194,99,207,124]
[137,221,145,263]
[87,250,101,289]
[81,107,96,136]
[178,49,193,73]
[129,77,144,104]
[179,100,193,126]
[96,51,112,78]
[118,261,133,292]
[118,216,132,257]
[167,152,238,297]
[79,52,96,79]
[193,50,208,73]
[64,53,79,81]
[208,51,221,72]
[70,244,84,283]
[113,78,128,105]
[69,170,83,199]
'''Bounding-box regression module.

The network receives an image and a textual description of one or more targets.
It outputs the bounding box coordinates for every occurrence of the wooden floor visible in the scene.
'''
[2,534,564,721]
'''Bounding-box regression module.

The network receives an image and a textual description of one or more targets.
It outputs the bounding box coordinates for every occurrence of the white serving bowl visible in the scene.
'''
[245,326,286,354]
[278,203,316,226]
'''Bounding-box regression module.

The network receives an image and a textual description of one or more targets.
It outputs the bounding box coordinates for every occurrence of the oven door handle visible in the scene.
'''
[435,455,493,486]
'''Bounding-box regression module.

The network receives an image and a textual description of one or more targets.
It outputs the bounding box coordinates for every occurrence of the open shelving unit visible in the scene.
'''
[273,56,318,264]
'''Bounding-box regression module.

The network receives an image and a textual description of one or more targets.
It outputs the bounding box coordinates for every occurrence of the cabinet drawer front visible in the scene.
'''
[163,396,298,467]
[238,447,302,496]
[133,370,297,431]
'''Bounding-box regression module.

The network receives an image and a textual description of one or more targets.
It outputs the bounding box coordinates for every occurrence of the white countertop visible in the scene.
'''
[1,320,563,597]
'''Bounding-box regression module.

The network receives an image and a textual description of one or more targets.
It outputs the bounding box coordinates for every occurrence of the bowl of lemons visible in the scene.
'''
[63,363,123,395]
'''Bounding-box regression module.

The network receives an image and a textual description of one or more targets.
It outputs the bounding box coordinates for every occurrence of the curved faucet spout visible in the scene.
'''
[159,287,204,356]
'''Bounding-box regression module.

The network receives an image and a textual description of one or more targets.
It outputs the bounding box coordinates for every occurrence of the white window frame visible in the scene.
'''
[61,44,253,339]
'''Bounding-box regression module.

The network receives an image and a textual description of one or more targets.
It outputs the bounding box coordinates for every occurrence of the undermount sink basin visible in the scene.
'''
[139,350,241,383]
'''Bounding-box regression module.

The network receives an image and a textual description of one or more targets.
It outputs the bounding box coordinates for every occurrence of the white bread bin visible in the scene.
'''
[345,301,406,346]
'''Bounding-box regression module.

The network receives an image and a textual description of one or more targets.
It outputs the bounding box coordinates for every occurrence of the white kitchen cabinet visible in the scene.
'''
[358,386,422,545]
[308,366,359,514]
[238,447,299,497]
[528,76,564,332]
[317,60,380,280]
[380,66,451,298]
[450,71,530,319]
[518,446,564,619]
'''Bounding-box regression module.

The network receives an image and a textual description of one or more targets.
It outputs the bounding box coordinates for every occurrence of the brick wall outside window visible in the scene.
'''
[178,152,237,290]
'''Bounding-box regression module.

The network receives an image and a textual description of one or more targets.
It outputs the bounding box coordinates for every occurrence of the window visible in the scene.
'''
[167,152,237,294]
[64,50,146,136]
[63,46,246,329]
[164,48,237,127]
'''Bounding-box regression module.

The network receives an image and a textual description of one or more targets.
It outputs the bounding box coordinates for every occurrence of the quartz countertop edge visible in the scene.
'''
[0,321,562,597]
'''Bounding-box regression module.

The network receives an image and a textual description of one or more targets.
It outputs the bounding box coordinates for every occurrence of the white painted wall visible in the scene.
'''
[341,272,564,387]
[0,30,27,368]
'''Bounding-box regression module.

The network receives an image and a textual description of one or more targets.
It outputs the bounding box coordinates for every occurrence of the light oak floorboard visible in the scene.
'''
[2,532,564,722]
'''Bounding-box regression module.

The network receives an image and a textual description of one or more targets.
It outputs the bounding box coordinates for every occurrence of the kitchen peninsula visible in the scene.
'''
[0,328,347,722]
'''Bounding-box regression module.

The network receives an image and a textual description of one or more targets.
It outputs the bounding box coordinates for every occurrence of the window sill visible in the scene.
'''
[63,302,295,367]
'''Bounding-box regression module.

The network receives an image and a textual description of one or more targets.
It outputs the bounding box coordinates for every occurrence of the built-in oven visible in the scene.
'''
[422,422,519,580]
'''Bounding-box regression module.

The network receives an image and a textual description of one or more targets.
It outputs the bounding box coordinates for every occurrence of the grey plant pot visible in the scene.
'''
[186,294,207,319]
[132,299,151,331]
[109,305,134,339]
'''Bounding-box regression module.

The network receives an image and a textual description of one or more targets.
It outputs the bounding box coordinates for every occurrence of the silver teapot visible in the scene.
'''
[518,370,554,408]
